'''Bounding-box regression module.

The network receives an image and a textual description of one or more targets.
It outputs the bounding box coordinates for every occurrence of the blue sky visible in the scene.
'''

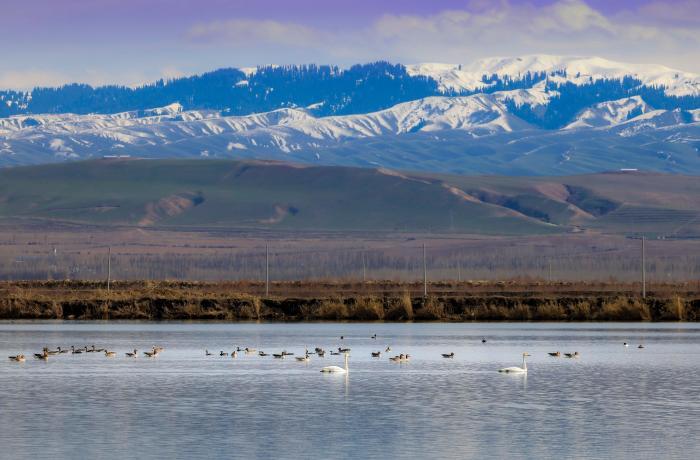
[1,0,698,89]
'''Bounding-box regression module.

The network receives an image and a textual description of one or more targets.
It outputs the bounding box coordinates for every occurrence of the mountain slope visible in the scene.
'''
[407,55,700,97]
[1,159,700,237]
[0,159,559,235]
[1,90,698,175]
[1,55,700,175]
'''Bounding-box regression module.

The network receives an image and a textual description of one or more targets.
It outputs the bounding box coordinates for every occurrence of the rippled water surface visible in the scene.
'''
[1,322,699,459]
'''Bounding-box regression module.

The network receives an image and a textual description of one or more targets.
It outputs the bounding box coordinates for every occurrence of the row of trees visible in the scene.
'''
[2,241,699,283]
[505,76,700,129]
[2,64,698,125]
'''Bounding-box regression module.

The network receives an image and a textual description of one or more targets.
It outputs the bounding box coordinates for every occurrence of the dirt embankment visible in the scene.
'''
[0,281,697,321]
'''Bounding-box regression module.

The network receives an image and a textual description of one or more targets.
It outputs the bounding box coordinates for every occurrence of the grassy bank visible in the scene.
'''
[0,280,697,321]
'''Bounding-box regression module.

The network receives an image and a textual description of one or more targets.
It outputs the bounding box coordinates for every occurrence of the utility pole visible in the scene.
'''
[362,251,367,283]
[265,243,270,297]
[107,247,111,293]
[642,236,646,298]
[423,243,427,297]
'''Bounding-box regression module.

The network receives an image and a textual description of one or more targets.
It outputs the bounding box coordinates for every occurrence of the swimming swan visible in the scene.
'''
[499,353,530,373]
[320,353,348,373]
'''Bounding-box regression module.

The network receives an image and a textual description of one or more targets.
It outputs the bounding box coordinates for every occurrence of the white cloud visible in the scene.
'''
[183,0,700,73]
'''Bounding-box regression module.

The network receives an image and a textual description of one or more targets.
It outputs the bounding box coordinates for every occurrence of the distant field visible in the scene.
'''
[1,158,700,236]
[1,159,699,283]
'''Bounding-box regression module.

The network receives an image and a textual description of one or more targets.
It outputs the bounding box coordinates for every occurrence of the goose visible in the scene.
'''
[638,344,645,349]
[57,347,69,354]
[154,347,165,353]
[371,351,381,357]
[125,349,138,358]
[104,350,117,358]
[340,336,344,340]
[47,348,60,355]
[338,347,350,353]
[95,348,105,353]
[564,352,580,358]
[441,352,455,358]
[71,346,83,354]
[244,348,256,353]
[320,353,348,373]
[385,346,391,352]
[220,351,229,357]
[330,350,340,356]
[623,342,629,347]
[282,351,294,356]
[482,339,487,343]
[390,354,410,362]
[314,347,324,354]
[548,352,561,357]
[143,349,158,358]
[317,350,325,357]
[34,351,49,360]
[371,334,377,339]
[296,353,310,362]
[498,353,530,373]
[86,345,96,353]
[272,353,285,359]
[258,351,269,357]
[232,351,238,358]
[205,349,213,356]
[236,346,243,352]
[9,354,25,362]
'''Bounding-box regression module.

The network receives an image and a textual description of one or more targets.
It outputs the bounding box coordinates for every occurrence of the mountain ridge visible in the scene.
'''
[1,55,700,175]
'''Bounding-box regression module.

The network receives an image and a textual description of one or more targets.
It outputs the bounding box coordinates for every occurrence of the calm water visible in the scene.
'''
[1,321,699,460]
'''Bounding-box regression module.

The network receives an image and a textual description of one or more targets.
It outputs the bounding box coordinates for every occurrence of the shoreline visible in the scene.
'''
[0,280,697,322]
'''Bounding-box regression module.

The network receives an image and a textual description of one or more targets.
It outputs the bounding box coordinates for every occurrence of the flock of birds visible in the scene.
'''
[7,336,647,374]
[7,345,165,363]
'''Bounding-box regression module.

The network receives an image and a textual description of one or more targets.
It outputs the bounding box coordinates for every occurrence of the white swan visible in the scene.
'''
[320,353,348,373]
[499,353,530,373]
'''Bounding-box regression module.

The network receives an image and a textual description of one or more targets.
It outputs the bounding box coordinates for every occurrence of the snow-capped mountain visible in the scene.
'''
[564,96,652,129]
[406,55,700,97]
[1,55,699,175]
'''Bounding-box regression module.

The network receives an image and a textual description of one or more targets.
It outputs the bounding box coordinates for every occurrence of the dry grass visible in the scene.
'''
[414,296,445,320]
[596,297,651,321]
[349,297,384,321]
[659,296,687,321]
[534,302,566,321]
[0,280,697,321]
[568,301,592,321]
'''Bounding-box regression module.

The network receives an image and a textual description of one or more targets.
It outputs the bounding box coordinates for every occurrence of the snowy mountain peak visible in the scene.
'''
[407,55,700,97]
[565,96,652,130]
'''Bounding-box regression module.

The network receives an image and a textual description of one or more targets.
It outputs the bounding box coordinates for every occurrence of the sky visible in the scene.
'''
[1,0,698,89]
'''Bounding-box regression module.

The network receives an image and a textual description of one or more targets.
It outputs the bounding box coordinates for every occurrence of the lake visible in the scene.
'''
[1,322,699,459]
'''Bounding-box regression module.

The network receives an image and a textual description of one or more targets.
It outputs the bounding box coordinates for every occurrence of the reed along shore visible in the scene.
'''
[0,280,698,322]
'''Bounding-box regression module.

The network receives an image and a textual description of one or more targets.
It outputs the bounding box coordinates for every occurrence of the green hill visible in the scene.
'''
[0,158,698,236]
